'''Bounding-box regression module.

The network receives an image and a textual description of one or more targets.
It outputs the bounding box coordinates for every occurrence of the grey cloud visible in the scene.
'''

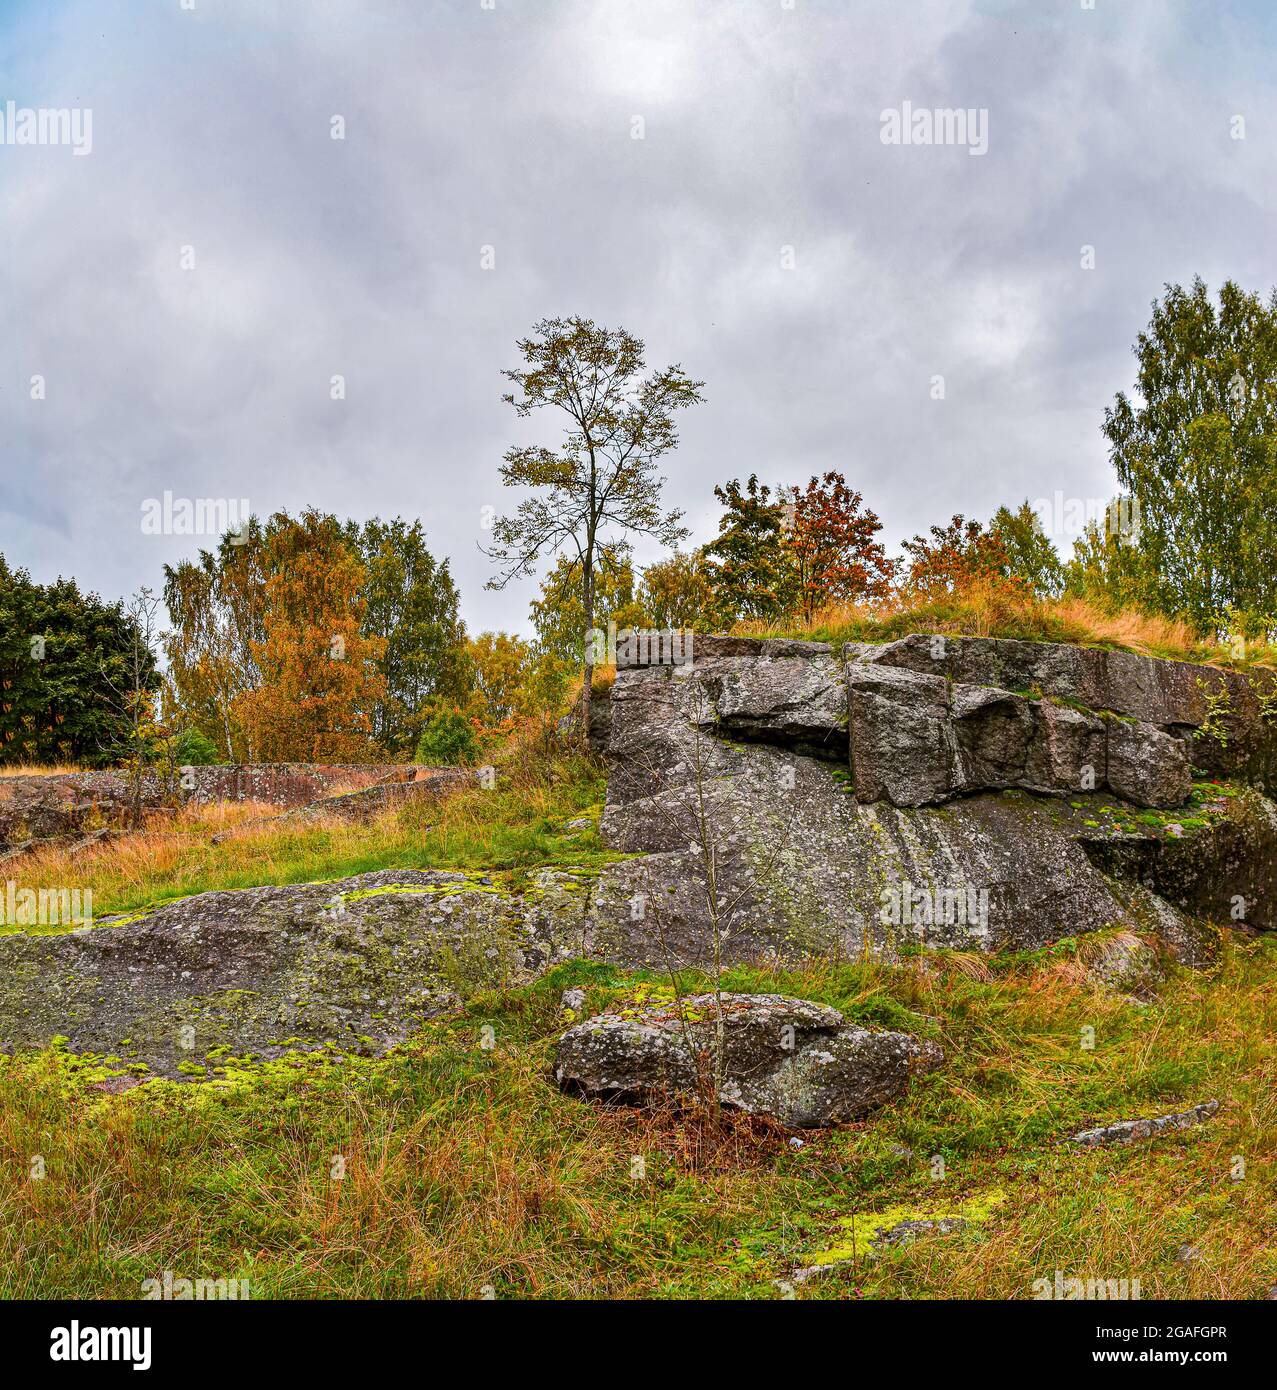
[2,0,1274,627]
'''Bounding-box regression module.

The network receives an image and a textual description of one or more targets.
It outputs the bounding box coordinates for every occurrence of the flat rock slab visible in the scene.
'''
[554,991,942,1128]
[0,867,590,1078]
[1069,1099,1219,1147]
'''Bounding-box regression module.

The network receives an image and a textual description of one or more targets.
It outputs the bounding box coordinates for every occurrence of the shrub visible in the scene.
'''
[414,708,479,767]
[170,727,221,766]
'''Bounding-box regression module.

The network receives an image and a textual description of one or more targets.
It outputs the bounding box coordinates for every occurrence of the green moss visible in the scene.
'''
[805,1187,1006,1267]
[341,879,501,903]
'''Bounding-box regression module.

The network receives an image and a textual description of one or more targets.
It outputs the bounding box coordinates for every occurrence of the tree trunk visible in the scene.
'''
[580,551,595,740]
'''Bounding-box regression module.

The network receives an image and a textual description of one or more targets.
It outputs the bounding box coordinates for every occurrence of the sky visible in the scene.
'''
[3,0,1275,636]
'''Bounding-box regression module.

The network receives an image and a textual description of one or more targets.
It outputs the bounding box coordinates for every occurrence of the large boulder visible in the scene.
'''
[594,636,1277,966]
[698,644,846,759]
[554,992,942,1127]
[845,664,954,805]
[1023,700,1108,794]
[0,868,588,1078]
[1104,720,1192,808]
[846,643,1196,809]
[852,634,1277,787]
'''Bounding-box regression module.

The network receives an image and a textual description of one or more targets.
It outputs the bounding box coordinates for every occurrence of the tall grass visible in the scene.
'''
[2,938,1274,1299]
[0,765,87,779]
[2,744,609,923]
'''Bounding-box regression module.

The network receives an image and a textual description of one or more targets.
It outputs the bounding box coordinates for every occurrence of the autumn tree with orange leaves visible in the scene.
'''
[233,512,386,762]
[783,472,895,621]
[899,514,1022,600]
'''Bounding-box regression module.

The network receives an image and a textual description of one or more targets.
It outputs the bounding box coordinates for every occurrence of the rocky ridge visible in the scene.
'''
[1,632,1274,1079]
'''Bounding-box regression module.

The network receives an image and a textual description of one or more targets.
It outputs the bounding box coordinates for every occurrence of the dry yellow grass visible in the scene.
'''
[0,747,609,920]
[0,764,86,778]
[737,584,1275,667]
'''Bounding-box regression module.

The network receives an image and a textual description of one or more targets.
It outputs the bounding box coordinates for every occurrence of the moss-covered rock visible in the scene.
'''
[0,868,590,1078]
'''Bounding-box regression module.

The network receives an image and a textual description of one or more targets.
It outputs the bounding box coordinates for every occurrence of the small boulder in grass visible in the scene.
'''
[553,992,942,1129]
[1079,930,1164,1000]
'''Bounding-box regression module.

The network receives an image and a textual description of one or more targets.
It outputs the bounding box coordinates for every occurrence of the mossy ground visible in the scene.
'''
[3,935,1275,1300]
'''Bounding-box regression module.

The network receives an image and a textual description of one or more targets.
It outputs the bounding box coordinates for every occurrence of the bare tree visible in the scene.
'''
[100,587,165,829]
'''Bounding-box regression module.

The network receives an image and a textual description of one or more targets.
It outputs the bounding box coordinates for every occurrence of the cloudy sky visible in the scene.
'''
[3,0,1274,635]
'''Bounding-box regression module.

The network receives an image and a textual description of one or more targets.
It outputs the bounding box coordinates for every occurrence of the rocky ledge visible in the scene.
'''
[589,632,1277,968]
[3,632,1275,1080]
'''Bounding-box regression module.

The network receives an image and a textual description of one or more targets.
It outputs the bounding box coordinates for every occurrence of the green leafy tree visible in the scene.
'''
[988,502,1064,597]
[485,317,703,726]
[1064,502,1159,613]
[166,511,471,757]
[704,475,799,623]
[347,517,470,754]
[1103,277,1277,634]
[162,521,266,761]
[170,726,221,766]
[530,547,644,663]
[638,548,723,631]
[0,556,159,767]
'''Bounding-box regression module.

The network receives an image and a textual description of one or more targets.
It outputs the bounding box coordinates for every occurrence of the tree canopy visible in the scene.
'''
[1104,277,1277,634]
[0,557,158,767]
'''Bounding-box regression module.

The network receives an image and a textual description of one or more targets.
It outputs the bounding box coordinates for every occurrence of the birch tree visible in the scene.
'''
[485,317,703,725]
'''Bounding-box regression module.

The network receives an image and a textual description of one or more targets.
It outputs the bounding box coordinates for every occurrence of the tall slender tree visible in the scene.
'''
[485,317,703,725]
